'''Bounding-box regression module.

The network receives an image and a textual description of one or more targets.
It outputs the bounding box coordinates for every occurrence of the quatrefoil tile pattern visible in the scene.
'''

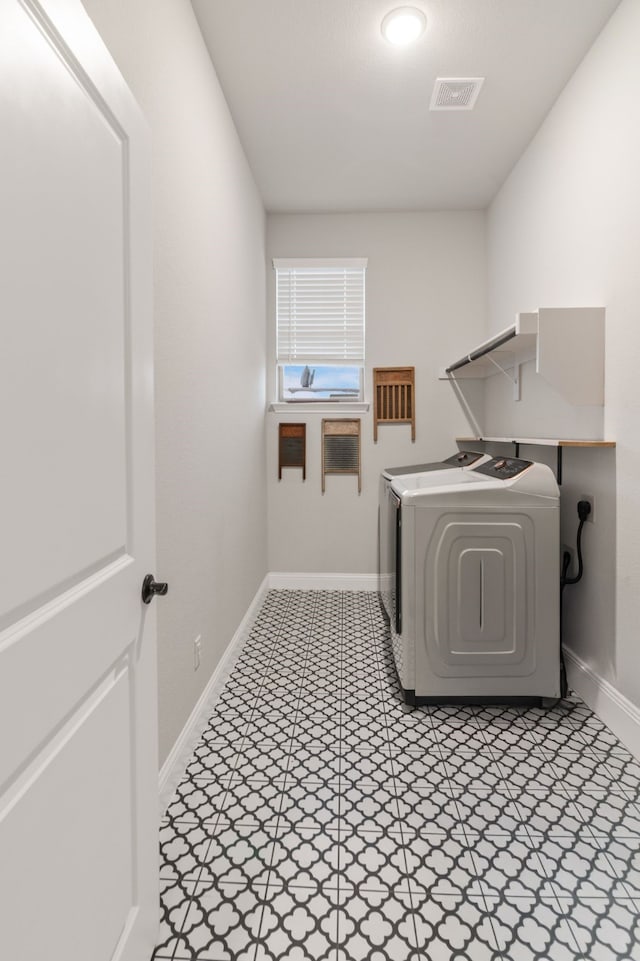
[153,590,640,960]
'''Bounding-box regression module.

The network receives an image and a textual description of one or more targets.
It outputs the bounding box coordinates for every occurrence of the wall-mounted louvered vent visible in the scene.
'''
[373,367,416,441]
[430,77,484,111]
[278,423,306,479]
[322,419,361,493]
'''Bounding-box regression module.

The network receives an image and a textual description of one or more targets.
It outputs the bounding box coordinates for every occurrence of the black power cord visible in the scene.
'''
[561,500,592,589]
[559,500,592,696]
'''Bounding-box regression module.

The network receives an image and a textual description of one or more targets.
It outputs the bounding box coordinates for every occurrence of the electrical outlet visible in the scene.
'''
[580,494,595,523]
[194,634,202,671]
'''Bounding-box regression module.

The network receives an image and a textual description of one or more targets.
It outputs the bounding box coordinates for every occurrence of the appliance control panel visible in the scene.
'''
[472,456,532,480]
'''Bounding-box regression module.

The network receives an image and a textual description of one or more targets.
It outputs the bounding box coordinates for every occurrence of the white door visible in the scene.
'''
[0,2,159,960]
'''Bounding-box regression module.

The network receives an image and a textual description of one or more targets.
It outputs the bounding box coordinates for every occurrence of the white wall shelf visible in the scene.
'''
[441,307,605,406]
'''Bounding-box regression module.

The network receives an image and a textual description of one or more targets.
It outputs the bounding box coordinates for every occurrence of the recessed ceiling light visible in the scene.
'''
[381,6,427,46]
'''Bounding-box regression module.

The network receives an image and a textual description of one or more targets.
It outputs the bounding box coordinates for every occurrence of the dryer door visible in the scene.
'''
[418,510,536,679]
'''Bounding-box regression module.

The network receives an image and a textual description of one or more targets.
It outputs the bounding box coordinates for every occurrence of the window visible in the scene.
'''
[274,258,367,402]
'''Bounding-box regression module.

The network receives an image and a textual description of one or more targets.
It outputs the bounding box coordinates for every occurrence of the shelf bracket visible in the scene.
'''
[486,355,521,401]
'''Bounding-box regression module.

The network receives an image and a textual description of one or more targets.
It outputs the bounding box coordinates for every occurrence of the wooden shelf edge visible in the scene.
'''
[457,436,616,449]
[557,440,616,448]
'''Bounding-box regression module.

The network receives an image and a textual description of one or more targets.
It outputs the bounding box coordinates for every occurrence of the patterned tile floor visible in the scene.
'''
[153,590,640,960]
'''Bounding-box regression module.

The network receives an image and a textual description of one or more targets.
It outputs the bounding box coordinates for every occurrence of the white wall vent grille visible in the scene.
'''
[430,77,484,111]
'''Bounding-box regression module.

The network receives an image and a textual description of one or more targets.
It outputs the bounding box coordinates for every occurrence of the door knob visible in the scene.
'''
[141,573,169,605]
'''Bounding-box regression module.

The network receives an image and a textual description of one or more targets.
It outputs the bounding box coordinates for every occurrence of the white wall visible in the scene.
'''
[486,0,640,709]
[81,0,268,762]
[266,212,486,575]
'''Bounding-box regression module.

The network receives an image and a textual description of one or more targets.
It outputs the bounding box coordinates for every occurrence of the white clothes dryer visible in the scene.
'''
[391,456,560,705]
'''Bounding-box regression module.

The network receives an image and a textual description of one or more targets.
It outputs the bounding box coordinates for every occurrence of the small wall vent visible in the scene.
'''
[430,77,484,111]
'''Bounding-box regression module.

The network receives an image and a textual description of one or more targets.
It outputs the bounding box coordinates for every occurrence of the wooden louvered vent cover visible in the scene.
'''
[321,419,361,493]
[278,423,306,479]
[373,366,415,441]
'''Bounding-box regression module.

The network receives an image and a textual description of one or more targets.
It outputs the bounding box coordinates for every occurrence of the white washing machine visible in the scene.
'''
[390,456,560,705]
[379,451,489,628]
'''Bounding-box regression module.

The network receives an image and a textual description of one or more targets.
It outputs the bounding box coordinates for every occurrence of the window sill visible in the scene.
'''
[269,401,370,414]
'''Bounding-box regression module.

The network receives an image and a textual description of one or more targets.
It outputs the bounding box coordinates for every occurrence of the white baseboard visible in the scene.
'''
[158,575,270,813]
[268,572,378,591]
[565,646,640,760]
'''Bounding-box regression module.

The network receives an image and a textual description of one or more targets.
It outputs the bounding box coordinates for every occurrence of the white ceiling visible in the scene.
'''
[192,0,620,212]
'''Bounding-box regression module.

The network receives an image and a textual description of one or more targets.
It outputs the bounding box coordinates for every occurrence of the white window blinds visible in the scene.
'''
[274,258,367,365]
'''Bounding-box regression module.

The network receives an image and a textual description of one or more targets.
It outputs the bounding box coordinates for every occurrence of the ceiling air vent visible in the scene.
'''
[430,77,484,111]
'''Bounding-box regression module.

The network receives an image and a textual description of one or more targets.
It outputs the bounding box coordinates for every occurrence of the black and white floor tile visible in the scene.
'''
[153,590,640,960]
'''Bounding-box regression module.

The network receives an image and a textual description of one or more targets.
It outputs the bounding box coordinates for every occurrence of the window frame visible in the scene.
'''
[273,257,367,404]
